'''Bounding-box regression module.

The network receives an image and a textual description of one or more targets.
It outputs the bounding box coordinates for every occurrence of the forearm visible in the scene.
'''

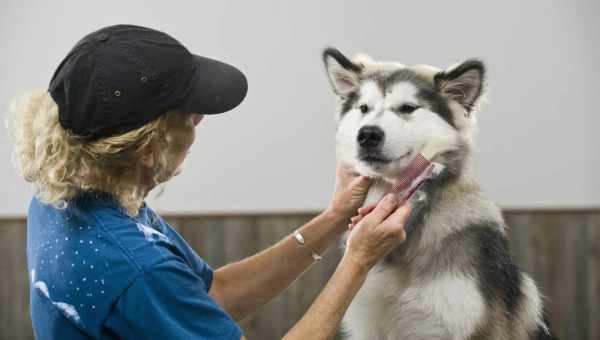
[211,209,349,320]
[283,256,367,340]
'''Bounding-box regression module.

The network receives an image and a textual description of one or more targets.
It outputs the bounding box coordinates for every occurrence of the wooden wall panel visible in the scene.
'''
[0,219,31,340]
[1,210,598,340]
[584,212,600,340]
[505,211,596,340]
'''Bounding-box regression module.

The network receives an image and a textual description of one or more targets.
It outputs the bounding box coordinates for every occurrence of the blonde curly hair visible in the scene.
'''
[9,90,191,216]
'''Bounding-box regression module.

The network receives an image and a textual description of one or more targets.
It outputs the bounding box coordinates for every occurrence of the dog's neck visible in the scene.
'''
[359,149,497,266]
[363,155,442,205]
[364,180,394,206]
[362,147,473,207]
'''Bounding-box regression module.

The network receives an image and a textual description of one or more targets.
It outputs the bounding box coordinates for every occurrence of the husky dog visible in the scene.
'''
[322,48,555,340]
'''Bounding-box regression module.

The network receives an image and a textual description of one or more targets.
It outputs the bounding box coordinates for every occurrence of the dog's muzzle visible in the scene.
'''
[357,125,384,149]
[358,125,388,163]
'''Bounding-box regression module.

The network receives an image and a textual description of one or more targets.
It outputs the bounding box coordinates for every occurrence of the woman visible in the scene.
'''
[10,24,411,339]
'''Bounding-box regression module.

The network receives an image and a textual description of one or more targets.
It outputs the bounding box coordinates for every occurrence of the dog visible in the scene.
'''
[322,48,556,340]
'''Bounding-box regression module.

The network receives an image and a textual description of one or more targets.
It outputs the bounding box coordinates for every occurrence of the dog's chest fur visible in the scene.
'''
[341,178,546,340]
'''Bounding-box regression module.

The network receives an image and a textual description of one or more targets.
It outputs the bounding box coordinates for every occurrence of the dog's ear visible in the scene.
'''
[322,48,362,96]
[435,60,485,112]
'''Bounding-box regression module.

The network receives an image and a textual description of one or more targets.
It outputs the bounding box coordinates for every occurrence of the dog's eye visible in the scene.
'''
[359,104,369,114]
[397,104,419,114]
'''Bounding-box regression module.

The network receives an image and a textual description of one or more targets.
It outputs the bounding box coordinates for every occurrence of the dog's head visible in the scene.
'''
[323,48,485,181]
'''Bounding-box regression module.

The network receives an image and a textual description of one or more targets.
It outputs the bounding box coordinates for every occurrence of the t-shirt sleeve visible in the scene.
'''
[103,258,242,340]
[146,207,215,289]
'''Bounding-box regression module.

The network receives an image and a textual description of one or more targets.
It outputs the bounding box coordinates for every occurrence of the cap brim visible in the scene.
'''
[178,55,248,114]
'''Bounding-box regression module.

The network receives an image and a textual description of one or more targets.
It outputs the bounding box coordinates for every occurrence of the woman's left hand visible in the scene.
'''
[327,165,372,221]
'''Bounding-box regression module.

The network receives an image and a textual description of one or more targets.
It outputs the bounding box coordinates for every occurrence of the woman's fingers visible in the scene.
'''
[380,202,412,240]
[335,164,357,189]
[335,164,372,198]
[330,164,373,218]
[352,207,374,226]
[348,196,408,232]
[349,200,395,229]
[361,193,398,226]
[346,175,372,202]
[357,203,376,216]
[344,197,411,271]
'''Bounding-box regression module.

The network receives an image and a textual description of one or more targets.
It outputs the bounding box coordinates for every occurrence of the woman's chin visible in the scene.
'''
[173,168,183,177]
[172,160,186,177]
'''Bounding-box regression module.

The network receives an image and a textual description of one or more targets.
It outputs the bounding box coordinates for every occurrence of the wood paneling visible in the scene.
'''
[1,210,598,340]
[0,219,31,340]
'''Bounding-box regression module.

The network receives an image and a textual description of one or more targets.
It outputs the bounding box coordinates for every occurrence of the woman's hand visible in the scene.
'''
[343,194,411,271]
[327,165,372,221]
[283,194,411,340]
[349,203,376,228]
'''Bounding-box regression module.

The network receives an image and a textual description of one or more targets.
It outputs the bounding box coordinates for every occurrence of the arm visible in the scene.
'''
[282,255,367,340]
[210,168,372,321]
[211,209,348,321]
[283,194,411,340]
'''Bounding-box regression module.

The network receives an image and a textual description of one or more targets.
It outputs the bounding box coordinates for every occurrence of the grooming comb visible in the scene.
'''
[348,153,445,231]
[389,153,444,202]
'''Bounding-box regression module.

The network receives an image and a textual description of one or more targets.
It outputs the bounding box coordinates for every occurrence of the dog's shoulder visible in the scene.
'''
[461,222,523,310]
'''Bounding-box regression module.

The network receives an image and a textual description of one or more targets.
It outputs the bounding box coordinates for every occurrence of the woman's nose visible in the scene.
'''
[191,113,204,126]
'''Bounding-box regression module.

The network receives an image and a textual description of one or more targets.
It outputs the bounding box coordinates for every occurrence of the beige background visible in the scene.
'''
[1,0,599,217]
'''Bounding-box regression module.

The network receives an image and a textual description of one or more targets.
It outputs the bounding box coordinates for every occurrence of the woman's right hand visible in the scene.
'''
[283,194,411,340]
[343,193,411,271]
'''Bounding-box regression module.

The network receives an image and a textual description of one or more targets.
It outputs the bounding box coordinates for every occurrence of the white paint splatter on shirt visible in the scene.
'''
[33,280,82,325]
[54,301,82,323]
[136,222,170,243]
[33,280,49,298]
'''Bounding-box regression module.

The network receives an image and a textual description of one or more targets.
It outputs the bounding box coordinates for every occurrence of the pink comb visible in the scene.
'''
[348,154,443,231]
[389,153,439,201]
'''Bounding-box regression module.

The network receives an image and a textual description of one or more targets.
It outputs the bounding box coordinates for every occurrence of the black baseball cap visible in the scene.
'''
[49,24,248,141]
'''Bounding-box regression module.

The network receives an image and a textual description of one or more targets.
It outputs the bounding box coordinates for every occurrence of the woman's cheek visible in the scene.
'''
[172,125,195,152]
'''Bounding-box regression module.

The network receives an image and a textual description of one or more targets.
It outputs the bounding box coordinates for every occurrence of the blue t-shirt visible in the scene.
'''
[26,191,242,339]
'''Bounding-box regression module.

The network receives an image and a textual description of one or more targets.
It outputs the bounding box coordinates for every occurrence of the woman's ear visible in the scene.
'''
[322,47,363,96]
[435,59,485,113]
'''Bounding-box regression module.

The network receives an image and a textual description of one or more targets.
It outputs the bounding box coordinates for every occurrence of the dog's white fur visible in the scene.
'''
[323,50,551,340]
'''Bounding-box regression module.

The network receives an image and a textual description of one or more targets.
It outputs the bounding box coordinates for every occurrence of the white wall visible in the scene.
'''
[1,0,598,216]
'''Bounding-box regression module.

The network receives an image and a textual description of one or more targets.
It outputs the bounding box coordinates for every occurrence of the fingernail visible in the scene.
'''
[383,193,395,203]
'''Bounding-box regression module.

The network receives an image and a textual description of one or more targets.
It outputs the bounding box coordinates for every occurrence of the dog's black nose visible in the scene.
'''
[357,125,385,148]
